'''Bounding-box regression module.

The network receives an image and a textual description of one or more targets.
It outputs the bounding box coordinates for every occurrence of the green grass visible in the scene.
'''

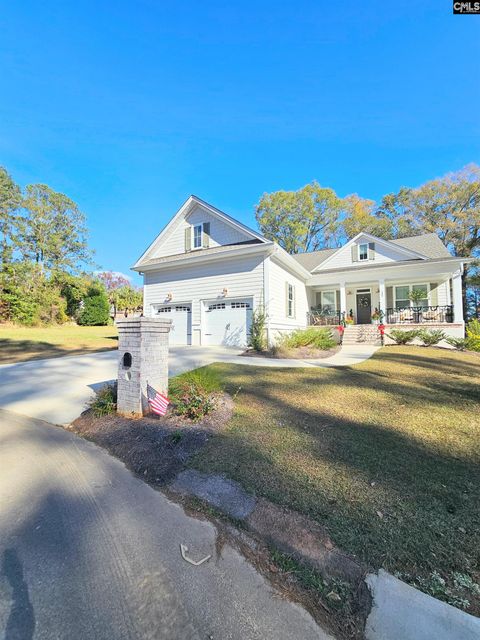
[188,346,480,613]
[0,324,118,363]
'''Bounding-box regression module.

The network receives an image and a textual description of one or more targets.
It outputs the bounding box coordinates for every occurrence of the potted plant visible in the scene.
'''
[371,308,384,324]
[345,311,355,325]
[409,288,427,323]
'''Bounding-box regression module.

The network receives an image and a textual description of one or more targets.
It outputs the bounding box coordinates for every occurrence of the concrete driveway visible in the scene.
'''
[0,344,378,425]
[0,409,332,639]
[0,347,241,425]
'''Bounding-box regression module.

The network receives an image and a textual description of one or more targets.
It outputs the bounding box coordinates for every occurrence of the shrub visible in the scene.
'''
[417,329,446,346]
[89,383,117,416]
[169,367,222,421]
[445,336,469,351]
[279,327,336,350]
[386,329,419,345]
[466,318,480,352]
[248,308,268,352]
[78,289,110,326]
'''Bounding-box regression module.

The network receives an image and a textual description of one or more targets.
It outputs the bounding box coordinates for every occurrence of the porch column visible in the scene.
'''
[378,279,386,315]
[339,282,347,316]
[452,269,464,323]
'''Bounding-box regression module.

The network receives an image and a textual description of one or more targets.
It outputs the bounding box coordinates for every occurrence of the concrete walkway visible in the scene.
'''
[0,344,379,425]
[0,409,332,640]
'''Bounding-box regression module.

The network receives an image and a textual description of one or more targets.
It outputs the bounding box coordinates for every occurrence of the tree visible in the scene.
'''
[255,181,341,253]
[114,286,143,314]
[378,165,480,257]
[341,194,392,239]
[0,167,22,267]
[78,285,110,326]
[21,184,93,272]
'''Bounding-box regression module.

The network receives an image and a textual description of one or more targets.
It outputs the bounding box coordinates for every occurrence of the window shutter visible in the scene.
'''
[429,283,438,306]
[285,282,289,316]
[293,285,296,319]
[202,222,210,249]
[368,242,375,260]
[184,227,191,252]
[336,290,340,310]
[386,286,393,308]
[351,245,357,262]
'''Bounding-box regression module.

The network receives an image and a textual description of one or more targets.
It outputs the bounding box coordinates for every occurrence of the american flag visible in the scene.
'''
[147,383,170,416]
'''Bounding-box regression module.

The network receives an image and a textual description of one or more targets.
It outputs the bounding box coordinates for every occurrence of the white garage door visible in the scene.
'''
[204,299,253,347]
[154,304,192,345]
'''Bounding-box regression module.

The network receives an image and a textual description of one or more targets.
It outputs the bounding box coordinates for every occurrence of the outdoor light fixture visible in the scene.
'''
[166,292,173,301]
[222,287,228,296]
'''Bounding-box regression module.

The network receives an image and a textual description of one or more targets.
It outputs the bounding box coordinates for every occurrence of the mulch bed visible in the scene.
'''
[68,392,234,486]
[242,346,341,359]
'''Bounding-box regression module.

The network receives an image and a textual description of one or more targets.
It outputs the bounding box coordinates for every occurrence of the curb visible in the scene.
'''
[170,469,480,640]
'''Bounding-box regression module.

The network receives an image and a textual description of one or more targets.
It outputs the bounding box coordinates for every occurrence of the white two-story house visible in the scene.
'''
[133,195,467,347]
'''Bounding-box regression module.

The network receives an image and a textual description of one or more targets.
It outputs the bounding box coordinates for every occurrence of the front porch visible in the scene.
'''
[307,269,464,329]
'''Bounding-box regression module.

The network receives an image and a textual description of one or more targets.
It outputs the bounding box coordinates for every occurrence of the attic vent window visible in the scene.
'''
[358,243,368,261]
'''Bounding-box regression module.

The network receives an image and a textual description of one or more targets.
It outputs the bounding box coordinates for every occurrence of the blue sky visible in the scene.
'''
[0,1,478,284]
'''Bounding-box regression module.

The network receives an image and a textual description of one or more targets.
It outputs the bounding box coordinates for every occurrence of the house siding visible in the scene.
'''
[315,235,416,271]
[267,258,309,340]
[149,206,251,260]
[143,254,265,345]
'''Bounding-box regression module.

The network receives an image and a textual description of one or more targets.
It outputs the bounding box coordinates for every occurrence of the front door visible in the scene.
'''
[356,292,372,324]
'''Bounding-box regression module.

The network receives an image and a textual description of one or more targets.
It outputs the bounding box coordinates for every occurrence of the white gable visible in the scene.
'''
[313,233,426,272]
[150,205,252,260]
[134,196,266,266]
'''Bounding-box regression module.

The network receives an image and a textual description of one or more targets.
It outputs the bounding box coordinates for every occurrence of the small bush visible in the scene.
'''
[279,327,336,350]
[466,318,480,352]
[445,336,469,351]
[386,329,419,345]
[169,367,222,421]
[418,329,446,346]
[248,308,268,352]
[89,383,117,416]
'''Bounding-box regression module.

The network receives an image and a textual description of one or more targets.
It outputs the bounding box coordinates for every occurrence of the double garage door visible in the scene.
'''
[155,304,192,345]
[204,299,253,347]
[154,298,253,347]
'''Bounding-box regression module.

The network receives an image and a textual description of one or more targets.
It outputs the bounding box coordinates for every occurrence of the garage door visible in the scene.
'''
[204,299,253,347]
[154,304,192,345]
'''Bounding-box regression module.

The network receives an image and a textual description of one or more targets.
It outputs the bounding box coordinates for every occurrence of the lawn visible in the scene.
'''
[0,324,118,363]
[189,346,480,613]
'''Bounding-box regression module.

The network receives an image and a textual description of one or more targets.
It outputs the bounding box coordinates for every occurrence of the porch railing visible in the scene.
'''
[308,310,345,326]
[385,305,454,324]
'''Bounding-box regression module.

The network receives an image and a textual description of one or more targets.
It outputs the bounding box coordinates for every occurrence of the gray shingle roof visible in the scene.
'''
[389,233,451,258]
[292,248,337,271]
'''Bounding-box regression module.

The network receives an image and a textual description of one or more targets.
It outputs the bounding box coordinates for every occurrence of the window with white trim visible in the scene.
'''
[394,284,429,308]
[320,291,336,312]
[192,224,202,249]
[287,283,295,318]
[358,243,368,261]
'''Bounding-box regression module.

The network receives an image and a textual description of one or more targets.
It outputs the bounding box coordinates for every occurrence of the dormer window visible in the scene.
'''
[192,224,202,249]
[358,243,368,261]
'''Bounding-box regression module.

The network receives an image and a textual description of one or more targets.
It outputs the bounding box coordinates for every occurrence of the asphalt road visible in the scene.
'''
[0,409,332,640]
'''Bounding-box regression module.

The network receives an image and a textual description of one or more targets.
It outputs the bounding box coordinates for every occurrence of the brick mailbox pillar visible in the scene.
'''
[116,317,172,417]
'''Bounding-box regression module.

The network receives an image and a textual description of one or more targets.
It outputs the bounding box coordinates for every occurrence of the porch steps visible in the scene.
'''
[342,325,382,346]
